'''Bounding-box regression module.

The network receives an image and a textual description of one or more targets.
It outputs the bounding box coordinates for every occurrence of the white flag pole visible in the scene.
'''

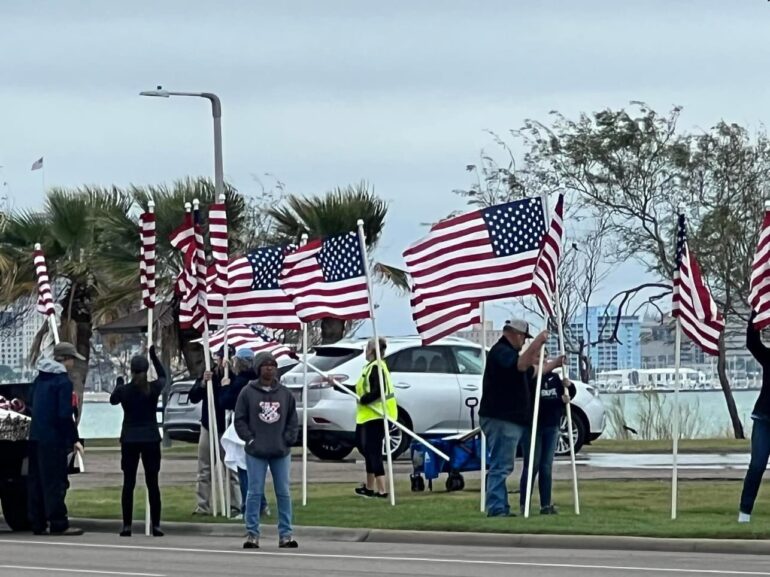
[672,317,682,520]
[300,233,310,507]
[356,220,395,506]
[479,303,487,513]
[554,296,580,515]
[524,325,547,518]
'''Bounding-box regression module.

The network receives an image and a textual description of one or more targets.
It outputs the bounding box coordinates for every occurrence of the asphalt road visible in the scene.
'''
[0,533,769,577]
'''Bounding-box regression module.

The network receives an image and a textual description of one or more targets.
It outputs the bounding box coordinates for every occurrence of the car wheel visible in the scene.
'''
[382,410,411,460]
[556,411,586,456]
[1,479,31,531]
[307,438,354,461]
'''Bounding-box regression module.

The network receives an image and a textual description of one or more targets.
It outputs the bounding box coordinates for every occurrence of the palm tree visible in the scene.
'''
[268,182,408,343]
[0,187,133,404]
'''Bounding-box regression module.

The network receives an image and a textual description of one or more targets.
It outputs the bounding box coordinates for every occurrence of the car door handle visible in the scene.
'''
[462,385,479,391]
[395,383,412,389]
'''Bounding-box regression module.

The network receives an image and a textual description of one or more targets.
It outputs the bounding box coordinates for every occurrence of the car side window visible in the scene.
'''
[386,347,456,374]
[452,346,484,375]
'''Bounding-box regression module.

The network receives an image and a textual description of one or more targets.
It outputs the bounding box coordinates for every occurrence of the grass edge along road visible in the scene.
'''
[68,478,770,540]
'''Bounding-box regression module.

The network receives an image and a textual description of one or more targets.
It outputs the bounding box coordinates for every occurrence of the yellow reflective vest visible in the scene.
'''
[355,360,398,424]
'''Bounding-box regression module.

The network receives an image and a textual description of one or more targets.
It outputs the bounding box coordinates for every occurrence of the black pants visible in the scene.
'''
[357,420,386,477]
[27,441,70,533]
[121,442,162,527]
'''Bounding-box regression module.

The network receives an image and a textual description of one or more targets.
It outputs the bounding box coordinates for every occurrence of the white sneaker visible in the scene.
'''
[231,513,244,520]
[738,512,751,524]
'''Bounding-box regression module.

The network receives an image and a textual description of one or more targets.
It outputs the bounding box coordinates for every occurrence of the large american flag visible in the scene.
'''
[672,213,724,356]
[34,244,55,317]
[139,209,156,309]
[207,245,301,329]
[197,324,296,360]
[531,194,564,317]
[279,231,370,322]
[750,209,770,330]
[208,202,229,294]
[403,197,546,313]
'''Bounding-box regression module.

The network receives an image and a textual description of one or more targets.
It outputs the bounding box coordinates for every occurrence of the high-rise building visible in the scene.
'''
[0,304,45,382]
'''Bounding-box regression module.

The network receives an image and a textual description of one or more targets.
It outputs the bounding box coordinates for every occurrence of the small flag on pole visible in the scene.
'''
[672,212,724,355]
[34,245,55,316]
[31,157,44,171]
[279,231,370,322]
[139,210,156,309]
[531,194,565,317]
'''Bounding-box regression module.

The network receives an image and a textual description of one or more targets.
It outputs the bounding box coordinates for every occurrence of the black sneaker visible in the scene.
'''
[355,485,374,498]
[374,492,388,499]
[540,505,559,515]
[152,526,164,537]
[279,537,299,548]
[119,526,132,537]
[243,534,259,549]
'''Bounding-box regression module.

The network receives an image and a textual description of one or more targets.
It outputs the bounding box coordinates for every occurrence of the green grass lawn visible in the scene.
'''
[68,478,770,539]
[585,438,750,454]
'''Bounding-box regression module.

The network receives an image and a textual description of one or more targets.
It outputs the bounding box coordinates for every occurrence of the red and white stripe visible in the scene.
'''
[139,211,156,309]
[169,207,204,331]
[34,245,55,316]
[208,202,229,294]
[531,194,564,317]
[411,294,480,345]
[750,209,770,330]
[672,212,724,355]
[197,324,296,360]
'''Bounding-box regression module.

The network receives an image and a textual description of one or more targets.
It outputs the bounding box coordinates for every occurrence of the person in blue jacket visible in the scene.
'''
[27,342,84,536]
[519,351,576,515]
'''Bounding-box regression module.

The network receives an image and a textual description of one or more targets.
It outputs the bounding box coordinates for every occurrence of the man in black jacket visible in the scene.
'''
[28,342,84,536]
[479,321,562,517]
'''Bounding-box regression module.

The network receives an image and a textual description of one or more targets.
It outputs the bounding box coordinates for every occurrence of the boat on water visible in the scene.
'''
[594,368,761,393]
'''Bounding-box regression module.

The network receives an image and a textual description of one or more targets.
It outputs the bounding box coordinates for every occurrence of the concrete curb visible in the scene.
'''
[70,518,770,555]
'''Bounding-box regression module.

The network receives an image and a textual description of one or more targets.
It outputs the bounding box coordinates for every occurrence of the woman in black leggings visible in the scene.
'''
[110,346,166,536]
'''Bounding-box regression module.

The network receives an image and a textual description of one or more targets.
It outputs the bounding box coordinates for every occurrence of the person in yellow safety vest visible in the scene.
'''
[354,337,398,499]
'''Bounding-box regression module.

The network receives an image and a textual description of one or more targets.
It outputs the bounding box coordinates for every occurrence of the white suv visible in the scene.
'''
[282,336,606,460]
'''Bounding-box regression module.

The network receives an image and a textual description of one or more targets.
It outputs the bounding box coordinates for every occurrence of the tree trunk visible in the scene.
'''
[320,317,346,344]
[717,338,745,439]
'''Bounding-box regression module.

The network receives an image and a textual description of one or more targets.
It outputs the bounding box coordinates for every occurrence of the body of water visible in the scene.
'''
[78,389,762,440]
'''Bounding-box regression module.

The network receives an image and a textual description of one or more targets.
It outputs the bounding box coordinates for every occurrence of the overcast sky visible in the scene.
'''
[2,1,770,335]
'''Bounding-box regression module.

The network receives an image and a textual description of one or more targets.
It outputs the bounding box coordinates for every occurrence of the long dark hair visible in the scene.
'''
[132,371,150,395]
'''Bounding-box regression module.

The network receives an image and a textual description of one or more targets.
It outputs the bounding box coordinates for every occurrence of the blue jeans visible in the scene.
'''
[238,467,268,515]
[519,425,560,509]
[480,417,529,516]
[740,417,770,515]
[245,454,292,538]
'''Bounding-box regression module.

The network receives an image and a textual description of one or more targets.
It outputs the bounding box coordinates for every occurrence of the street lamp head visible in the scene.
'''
[140,86,170,98]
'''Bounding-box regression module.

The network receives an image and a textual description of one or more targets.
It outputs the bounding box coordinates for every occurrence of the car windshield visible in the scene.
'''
[296,347,363,372]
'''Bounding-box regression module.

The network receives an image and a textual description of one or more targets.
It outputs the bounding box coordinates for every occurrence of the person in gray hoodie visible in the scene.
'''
[234,352,299,550]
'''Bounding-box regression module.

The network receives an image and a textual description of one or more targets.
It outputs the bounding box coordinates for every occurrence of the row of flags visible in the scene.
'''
[30,192,770,359]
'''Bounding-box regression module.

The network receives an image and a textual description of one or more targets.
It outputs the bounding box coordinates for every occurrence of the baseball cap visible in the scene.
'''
[53,342,86,361]
[503,319,533,338]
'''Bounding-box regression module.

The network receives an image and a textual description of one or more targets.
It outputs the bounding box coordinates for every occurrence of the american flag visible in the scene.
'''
[531,194,564,317]
[404,197,546,313]
[208,202,229,294]
[197,324,296,360]
[672,212,724,356]
[34,245,55,316]
[207,245,301,329]
[411,294,481,345]
[168,208,205,331]
[190,204,209,330]
[139,210,156,309]
[750,209,770,330]
[279,231,370,322]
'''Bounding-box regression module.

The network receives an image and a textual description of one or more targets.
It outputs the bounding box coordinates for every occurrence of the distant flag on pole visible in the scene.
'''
[31,157,43,171]
[672,212,724,355]
[279,231,370,322]
[34,245,55,316]
[139,210,156,309]
[750,206,770,330]
[531,194,565,317]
